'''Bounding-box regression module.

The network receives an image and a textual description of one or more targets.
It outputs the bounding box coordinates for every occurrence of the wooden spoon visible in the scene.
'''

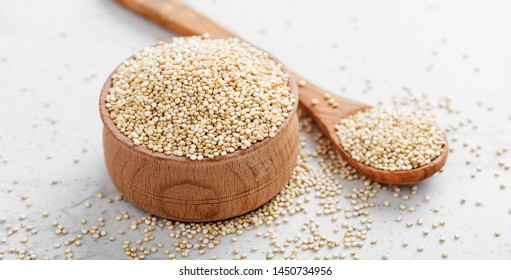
[116,0,448,185]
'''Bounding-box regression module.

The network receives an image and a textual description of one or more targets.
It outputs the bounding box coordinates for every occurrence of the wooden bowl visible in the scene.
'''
[99,51,299,222]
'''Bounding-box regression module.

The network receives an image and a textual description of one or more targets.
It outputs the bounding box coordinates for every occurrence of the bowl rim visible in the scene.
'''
[99,37,299,163]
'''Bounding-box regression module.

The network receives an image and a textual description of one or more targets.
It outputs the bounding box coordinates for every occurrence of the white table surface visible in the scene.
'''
[1,0,510,260]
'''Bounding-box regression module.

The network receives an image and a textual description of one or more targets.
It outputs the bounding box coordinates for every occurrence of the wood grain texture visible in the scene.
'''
[115,0,448,185]
[99,54,300,222]
[116,0,236,37]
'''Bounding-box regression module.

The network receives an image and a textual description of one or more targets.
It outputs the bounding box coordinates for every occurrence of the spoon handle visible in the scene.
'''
[117,0,236,37]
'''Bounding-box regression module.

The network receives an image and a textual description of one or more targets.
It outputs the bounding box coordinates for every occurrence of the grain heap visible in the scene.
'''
[105,36,294,160]
[335,108,445,171]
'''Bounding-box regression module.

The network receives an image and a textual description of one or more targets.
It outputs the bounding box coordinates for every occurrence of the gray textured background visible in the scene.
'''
[0,0,510,259]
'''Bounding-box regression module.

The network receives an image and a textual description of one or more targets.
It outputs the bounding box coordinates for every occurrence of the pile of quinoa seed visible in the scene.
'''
[335,108,446,171]
[105,35,295,160]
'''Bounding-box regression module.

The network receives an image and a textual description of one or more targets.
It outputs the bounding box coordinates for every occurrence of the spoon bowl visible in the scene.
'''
[337,137,448,185]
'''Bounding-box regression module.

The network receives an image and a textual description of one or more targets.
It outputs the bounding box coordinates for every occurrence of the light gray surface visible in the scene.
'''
[0,0,510,260]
